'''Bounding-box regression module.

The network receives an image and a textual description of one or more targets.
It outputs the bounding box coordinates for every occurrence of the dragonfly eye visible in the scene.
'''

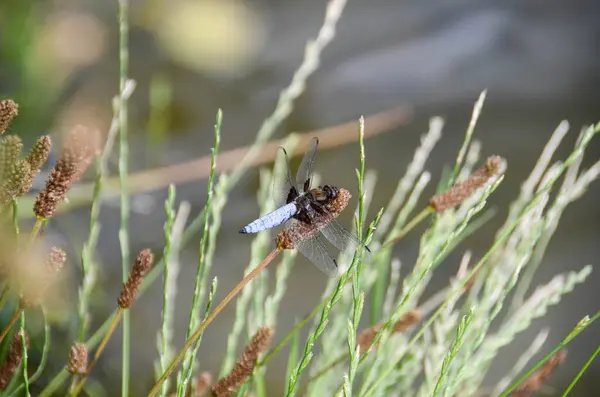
[323,184,338,198]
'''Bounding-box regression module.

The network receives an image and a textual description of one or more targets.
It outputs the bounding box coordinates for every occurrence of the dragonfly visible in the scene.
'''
[239,137,369,276]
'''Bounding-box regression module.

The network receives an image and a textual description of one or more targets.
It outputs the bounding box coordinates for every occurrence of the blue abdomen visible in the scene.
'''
[240,203,297,234]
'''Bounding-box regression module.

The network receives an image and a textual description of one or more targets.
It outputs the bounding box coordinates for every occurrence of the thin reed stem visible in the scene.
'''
[25,218,44,249]
[0,309,22,345]
[500,311,600,397]
[562,343,600,396]
[70,308,124,397]
[19,313,29,396]
[148,247,281,397]
[117,0,131,395]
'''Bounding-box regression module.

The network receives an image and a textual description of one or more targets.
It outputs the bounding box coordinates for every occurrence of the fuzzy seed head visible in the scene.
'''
[356,310,422,352]
[211,327,273,396]
[510,350,566,396]
[195,371,212,397]
[0,135,23,181]
[33,127,95,219]
[67,342,89,374]
[118,249,154,308]
[430,155,504,213]
[0,100,18,135]
[26,135,52,175]
[46,247,67,273]
[0,159,33,205]
[0,330,28,390]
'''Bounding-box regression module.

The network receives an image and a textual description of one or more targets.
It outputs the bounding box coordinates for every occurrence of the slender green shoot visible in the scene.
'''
[432,307,474,397]
[500,312,599,397]
[117,0,131,394]
[177,110,221,393]
[157,185,177,397]
[448,90,487,188]
[561,342,600,396]
[8,308,50,396]
[19,313,29,396]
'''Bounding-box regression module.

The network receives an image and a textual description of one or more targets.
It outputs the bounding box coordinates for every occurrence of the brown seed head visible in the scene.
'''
[195,371,212,397]
[356,310,422,352]
[0,100,18,135]
[67,342,89,374]
[0,159,33,205]
[0,330,28,390]
[510,350,567,397]
[276,187,351,250]
[25,135,52,176]
[430,155,504,213]
[211,327,273,397]
[46,247,67,273]
[33,127,95,219]
[118,249,154,308]
[0,135,23,180]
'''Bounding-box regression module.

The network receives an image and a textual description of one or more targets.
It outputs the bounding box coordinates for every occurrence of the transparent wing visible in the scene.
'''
[307,203,371,257]
[296,137,319,192]
[294,231,339,277]
[273,146,297,207]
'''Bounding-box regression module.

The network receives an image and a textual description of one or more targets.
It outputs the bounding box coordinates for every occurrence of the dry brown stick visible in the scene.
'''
[20,104,411,218]
[120,105,411,193]
[0,309,22,345]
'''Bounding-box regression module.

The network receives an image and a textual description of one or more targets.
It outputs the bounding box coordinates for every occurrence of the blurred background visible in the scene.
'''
[1,0,599,395]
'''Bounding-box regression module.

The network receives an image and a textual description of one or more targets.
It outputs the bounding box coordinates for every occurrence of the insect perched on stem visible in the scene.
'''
[240,137,369,276]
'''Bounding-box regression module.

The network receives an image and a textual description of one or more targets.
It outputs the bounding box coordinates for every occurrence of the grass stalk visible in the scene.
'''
[561,343,600,396]
[499,311,600,396]
[0,309,22,345]
[70,308,125,396]
[178,111,221,392]
[149,247,281,397]
[156,185,177,397]
[117,0,131,395]
[8,308,51,397]
[19,313,29,396]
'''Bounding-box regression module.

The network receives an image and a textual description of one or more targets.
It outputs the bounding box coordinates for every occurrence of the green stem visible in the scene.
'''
[148,248,280,397]
[25,218,44,249]
[19,312,29,396]
[117,0,130,395]
[500,311,600,397]
[561,343,600,396]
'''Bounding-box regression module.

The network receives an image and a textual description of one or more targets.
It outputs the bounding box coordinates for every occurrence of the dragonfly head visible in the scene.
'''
[322,184,339,199]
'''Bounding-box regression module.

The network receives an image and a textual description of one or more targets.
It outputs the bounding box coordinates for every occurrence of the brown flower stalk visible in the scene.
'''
[67,342,89,375]
[0,330,28,390]
[510,350,567,397]
[71,249,154,396]
[118,249,154,308]
[34,126,95,219]
[211,327,274,397]
[25,135,52,176]
[0,99,18,136]
[430,155,503,213]
[356,310,422,352]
